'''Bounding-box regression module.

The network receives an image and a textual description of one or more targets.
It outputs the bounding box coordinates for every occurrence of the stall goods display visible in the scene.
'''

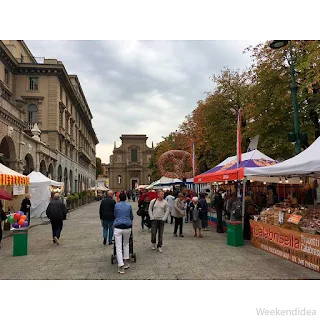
[300,207,320,234]
[259,205,320,234]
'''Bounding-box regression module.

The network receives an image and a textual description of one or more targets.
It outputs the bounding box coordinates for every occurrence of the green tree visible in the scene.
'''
[96,157,102,178]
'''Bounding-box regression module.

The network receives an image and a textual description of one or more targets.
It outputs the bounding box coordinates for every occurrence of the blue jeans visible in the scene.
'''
[101,220,114,244]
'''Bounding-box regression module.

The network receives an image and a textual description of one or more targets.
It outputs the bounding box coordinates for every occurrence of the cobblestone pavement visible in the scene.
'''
[1,200,320,280]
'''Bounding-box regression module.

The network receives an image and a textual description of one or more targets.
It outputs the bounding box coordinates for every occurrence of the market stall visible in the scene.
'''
[27,171,64,218]
[194,150,282,228]
[244,137,320,272]
[0,163,29,211]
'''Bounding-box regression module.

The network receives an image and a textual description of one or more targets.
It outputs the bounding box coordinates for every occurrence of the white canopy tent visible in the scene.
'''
[28,171,64,218]
[154,177,183,186]
[246,137,320,179]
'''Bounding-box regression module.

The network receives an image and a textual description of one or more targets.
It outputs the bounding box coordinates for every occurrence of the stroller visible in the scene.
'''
[111,231,137,264]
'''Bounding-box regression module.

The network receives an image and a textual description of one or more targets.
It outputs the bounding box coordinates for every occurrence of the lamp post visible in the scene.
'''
[269,40,301,154]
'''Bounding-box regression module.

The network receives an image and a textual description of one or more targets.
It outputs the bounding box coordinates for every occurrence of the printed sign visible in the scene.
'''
[13,185,25,195]
[287,214,302,225]
[250,220,320,273]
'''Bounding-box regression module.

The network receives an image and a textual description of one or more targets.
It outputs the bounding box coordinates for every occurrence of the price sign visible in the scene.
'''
[287,214,302,225]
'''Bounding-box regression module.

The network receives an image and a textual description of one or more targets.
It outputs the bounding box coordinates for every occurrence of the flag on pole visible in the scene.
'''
[236,108,242,165]
[247,135,260,152]
[190,139,195,178]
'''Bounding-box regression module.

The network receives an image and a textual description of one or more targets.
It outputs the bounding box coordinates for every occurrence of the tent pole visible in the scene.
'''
[242,177,246,230]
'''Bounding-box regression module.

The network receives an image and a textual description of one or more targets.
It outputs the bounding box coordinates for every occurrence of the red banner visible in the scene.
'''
[250,220,320,273]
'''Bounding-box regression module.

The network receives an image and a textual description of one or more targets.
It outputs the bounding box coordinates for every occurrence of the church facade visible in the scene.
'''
[108,134,154,191]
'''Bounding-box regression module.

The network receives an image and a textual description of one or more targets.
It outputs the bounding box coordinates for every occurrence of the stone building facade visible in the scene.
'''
[108,135,154,191]
[0,40,98,194]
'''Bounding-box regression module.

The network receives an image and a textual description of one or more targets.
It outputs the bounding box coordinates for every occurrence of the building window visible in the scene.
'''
[27,104,38,126]
[4,69,9,85]
[29,77,39,90]
[65,114,69,134]
[59,108,63,128]
[131,149,138,162]
[70,122,74,139]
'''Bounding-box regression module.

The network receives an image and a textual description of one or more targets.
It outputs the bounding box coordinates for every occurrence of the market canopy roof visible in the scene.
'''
[246,137,320,178]
[154,177,183,186]
[194,149,277,183]
[28,171,64,187]
[0,163,29,186]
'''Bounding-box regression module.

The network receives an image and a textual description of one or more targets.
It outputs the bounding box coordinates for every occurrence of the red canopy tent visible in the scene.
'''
[194,150,277,184]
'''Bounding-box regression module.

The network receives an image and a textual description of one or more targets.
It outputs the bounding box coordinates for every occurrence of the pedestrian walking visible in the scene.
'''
[46,193,68,245]
[149,190,169,253]
[113,192,133,274]
[127,190,131,202]
[171,193,185,237]
[99,190,116,245]
[138,195,151,231]
[132,190,136,202]
[165,191,175,224]
[190,197,203,238]
[215,190,224,233]
[199,193,209,231]
[20,194,31,225]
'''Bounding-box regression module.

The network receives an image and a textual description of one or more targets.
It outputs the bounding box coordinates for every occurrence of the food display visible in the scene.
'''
[258,203,320,234]
[300,206,320,234]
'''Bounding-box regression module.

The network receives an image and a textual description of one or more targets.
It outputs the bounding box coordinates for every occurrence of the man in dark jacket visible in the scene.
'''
[46,193,68,245]
[20,194,31,225]
[199,193,209,231]
[215,190,224,233]
[99,190,116,245]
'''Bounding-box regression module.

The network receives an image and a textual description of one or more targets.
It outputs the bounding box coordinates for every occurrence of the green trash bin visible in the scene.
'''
[227,221,244,247]
[13,227,29,256]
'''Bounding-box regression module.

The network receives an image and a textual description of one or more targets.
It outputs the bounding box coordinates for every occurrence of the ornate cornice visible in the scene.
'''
[0,105,25,129]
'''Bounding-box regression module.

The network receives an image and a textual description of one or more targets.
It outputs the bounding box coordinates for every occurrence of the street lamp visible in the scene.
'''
[269,40,301,154]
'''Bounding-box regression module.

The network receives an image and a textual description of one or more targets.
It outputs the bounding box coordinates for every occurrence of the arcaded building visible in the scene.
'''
[0,40,98,194]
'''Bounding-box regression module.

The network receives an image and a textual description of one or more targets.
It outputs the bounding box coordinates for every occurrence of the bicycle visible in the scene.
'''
[40,210,50,224]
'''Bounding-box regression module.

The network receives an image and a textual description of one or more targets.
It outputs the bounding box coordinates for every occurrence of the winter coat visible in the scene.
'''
[46,199,67,221]
[99,196,116,221]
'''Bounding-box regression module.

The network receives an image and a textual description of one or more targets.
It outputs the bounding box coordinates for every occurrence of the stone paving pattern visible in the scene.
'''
[1,201,320,280]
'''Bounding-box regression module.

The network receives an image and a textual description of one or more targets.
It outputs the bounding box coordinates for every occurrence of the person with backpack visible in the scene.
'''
[149,190,169,253]
[138,195,151,232]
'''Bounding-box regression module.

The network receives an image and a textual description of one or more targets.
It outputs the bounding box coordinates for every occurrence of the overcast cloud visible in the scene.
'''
[26,40,260,163]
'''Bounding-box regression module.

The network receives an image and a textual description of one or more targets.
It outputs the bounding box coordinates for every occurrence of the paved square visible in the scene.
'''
[1,201,319,280]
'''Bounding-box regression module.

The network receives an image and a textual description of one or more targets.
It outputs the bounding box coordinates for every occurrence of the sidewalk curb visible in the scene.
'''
[2,201,99,240]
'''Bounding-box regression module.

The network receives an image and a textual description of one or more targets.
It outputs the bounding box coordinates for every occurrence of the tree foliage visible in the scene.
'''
[96,157,102,178]
[149,40,320,176]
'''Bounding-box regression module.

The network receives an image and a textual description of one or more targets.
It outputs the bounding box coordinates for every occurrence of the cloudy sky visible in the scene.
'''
[26,40,260,163]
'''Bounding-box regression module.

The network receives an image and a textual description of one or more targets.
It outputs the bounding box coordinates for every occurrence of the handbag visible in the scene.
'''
[137,208,143,216]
